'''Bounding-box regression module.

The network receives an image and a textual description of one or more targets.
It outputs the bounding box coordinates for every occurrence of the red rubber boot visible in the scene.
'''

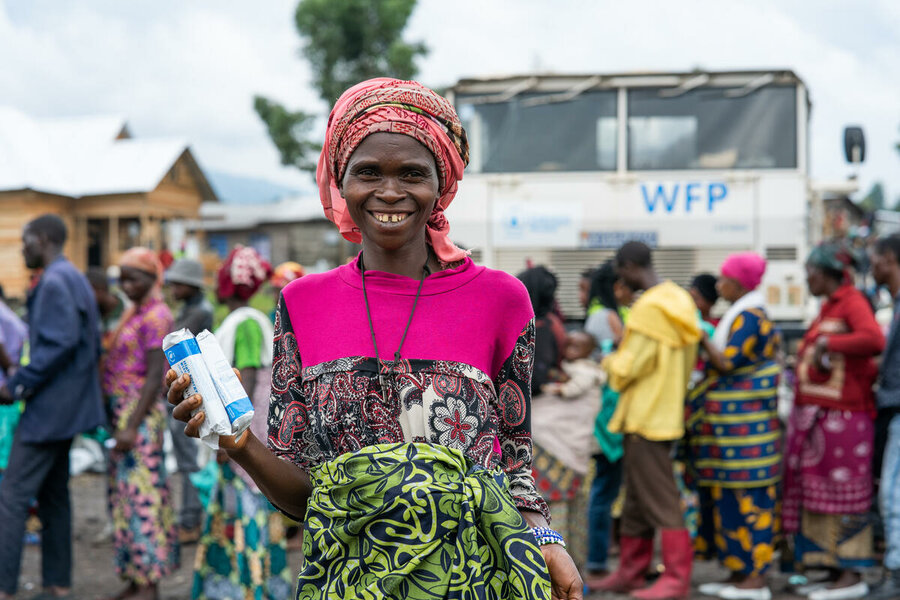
[630,529,693,600]
[590,535,654,593]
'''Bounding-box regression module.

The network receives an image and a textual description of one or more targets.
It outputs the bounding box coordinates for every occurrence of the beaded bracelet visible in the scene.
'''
[530,526,567,549]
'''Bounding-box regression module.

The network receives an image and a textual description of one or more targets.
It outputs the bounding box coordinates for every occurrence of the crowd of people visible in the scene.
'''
[515,238,900,600]
[0,77,899,600]
[0,214,307,600]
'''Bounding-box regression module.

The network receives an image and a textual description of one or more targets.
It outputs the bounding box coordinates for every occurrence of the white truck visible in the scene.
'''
[445,70,818,323]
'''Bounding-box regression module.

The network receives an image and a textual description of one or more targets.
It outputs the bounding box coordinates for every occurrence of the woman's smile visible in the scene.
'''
[370,210,412,224]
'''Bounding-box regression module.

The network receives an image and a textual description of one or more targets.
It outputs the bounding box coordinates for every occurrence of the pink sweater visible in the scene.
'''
[282,257,533,379]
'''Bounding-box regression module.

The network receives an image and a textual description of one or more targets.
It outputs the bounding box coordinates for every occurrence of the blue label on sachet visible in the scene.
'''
[224,396,254,423]
[165,338,201,366]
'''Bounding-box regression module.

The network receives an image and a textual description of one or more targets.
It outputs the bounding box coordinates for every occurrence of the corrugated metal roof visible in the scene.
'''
[185,194,325,231]
[0,106,195,197]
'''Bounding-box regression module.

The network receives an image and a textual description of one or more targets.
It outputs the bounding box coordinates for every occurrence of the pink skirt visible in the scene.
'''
[782,405,873,533]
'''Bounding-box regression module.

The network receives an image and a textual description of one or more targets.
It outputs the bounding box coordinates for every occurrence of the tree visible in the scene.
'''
[253,97,320,172]
[859,182,885,213]
[254,0,427,174]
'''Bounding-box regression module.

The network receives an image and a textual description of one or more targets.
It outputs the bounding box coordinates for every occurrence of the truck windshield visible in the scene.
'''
[457,90,618,173]
[627,85,797,170]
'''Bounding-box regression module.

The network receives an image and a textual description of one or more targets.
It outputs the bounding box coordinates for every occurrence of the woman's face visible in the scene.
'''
[805,264,828,296]
[578,277,591,309]
[340,132,440,254]
[689,287,712,313]
[119,266,155,303]
[716,276,744,303]
[613,279,633,307]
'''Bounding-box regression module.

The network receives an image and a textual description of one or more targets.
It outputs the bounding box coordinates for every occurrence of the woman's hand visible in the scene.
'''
[542,544,583,599]
[812,336,830,371]
[166,369,207,438]
[165,368,244,450]
[113,426,138,452]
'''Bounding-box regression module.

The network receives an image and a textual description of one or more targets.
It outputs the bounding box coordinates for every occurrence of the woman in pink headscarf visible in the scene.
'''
[687,252,783,600]
[167,79,581,599]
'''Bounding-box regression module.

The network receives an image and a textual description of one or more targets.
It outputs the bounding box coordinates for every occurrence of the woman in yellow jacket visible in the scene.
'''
[594,242,701,600]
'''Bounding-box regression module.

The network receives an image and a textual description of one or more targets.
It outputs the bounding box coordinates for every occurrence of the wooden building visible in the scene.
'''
[0,108,216,299]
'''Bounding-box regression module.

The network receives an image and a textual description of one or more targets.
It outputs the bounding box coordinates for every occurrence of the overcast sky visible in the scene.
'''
[2,0,898,203]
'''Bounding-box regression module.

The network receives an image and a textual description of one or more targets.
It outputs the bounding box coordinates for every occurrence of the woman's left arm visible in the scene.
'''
[702,311,765,374]
[824,295,886,357]
[233,318,265,397]
[116,347,166,451]
[497,320,583,599]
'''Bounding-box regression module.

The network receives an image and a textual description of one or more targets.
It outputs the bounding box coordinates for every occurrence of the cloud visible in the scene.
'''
[0,0,897,201]
[0,0,317,188]
[409,0,900,201]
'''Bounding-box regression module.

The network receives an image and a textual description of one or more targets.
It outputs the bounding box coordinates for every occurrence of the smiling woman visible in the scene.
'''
[168,78,583,600]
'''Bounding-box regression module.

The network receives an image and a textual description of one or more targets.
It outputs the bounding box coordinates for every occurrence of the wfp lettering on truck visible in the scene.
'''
[641,182,728,214]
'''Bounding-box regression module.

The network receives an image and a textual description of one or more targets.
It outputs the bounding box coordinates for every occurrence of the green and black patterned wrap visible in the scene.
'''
[296,442,552,599]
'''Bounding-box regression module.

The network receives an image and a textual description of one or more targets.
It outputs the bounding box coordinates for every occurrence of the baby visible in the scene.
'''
[543,330,606,398]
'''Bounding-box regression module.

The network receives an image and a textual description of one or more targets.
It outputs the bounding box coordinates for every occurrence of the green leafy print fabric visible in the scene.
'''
[296,442,551,599]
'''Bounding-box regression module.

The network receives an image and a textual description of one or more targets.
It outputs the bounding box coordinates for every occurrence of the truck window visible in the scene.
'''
[627,86,797,170]
[457,90,617,173]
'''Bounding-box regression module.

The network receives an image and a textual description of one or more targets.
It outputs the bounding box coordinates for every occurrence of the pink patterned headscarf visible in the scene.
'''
[111,246,164,350]
[217,245,272,301]
[316,77,469,265]
[119,246,163,284]
[721,252,767,291]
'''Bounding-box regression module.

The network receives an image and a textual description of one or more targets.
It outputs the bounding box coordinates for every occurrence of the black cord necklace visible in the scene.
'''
[360,253,430,403]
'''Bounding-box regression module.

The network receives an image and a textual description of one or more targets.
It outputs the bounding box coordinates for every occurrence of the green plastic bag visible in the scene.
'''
[188,459,220,510]
[0,401,24,471]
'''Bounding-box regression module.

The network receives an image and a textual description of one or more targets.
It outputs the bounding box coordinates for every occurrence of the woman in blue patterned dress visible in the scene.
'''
[688,252,782,600]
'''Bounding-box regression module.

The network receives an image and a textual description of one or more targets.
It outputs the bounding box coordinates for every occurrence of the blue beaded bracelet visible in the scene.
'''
[530,526,566,549]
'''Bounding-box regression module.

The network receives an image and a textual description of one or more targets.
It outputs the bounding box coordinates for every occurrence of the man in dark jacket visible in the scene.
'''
[0,214,105,600]
[871,234,900,599]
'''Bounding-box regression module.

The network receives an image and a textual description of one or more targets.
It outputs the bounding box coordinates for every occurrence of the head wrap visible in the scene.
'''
[316,78,469,265]
[691,273,719,304]
[119,247,163,283]
[216,246,272,301]
[720,252,767,291]
[807,242,858,276]
[270,261,305,290]
[110,247,163,351]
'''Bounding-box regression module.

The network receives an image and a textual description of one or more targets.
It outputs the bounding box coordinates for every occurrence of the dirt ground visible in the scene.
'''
[14,472,880,599]
[16,473,304,599]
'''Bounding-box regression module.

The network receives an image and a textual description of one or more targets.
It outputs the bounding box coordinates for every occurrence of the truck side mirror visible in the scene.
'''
[843,126,866,164]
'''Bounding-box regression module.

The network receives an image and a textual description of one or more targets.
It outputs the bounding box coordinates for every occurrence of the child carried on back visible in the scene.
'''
[543,331,606,398]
